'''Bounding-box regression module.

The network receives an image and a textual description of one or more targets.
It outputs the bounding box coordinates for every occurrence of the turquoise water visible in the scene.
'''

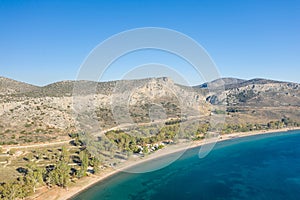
[72,130,300,200]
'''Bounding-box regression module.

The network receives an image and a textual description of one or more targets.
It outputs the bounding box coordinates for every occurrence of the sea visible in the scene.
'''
[72,130,300,200]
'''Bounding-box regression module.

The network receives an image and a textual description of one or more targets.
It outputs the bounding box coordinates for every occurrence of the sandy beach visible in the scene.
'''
[28,127,300,200]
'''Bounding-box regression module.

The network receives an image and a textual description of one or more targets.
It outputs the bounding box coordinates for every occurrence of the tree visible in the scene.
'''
[25,163,44,193]
[17,177,32,198]
[47,160,70,188]
[143,146,149,154]
[60,146,70,162]
[267,121,276,129]
[0,181,21,200]
[77,150,89,178]
[90,157,101,174]
[74,136,82,146]
[8,149,16,155]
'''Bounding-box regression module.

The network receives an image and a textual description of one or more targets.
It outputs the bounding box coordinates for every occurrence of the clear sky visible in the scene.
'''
[0,0,299,86]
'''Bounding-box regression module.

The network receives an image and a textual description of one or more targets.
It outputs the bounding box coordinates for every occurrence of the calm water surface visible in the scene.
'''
[73,130,300,200]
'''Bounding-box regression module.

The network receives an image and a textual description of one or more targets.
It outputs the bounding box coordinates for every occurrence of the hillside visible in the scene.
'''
[0,77,208,145]
[205,78,300,107]
[196,77,246,89]
[0,76,39,96]
[0,76,299,145]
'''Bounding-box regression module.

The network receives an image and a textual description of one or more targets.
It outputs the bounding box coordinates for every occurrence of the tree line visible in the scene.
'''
[0,143,100,200]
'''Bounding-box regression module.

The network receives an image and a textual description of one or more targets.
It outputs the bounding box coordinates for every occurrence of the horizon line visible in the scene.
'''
[0,75,299,88]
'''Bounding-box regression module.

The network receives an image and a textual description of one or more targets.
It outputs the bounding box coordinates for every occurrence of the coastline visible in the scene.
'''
[29,127,300,200]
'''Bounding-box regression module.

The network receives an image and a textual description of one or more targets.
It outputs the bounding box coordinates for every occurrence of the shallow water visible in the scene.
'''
[73,130,300,200]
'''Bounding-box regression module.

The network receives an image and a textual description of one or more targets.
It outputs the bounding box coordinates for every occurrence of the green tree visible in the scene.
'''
[74,136,82,146]
[77,150,89,178]
[90,157,101,174]
[143,146,149,154]
[47,160,70,188]
[60,146,70,162]
[17,177,32,198]
[25,163,44,193]
[0,181,21,200]
[8,149,16,155]
[267,121,276,129]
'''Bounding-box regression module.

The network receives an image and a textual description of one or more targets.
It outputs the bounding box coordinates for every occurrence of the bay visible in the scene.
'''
[73,130,300,200]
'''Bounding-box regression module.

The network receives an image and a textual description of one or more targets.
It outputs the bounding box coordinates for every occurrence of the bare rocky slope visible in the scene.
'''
[0,76,299,145]
[199,78,300,126]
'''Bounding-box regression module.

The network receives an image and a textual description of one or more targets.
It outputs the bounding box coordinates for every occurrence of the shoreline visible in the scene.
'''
[29,127,300,200]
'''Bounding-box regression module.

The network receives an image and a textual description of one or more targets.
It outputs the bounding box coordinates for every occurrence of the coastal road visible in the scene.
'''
[92,114,210,136]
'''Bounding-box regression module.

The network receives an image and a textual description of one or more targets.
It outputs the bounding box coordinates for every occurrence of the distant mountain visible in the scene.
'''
[195,77,290,90]
[205,77,300,107]
[239,78,285,85]
[224,78,287,90]
[196,77,246,89]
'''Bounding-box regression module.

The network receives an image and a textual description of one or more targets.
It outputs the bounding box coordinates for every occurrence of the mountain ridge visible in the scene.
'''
[0,75,299,145]
[1,76,299,96]
[195,77,293,90]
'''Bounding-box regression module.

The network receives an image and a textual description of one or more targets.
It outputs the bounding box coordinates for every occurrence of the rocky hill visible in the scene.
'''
[0,76,39,96]
[0,77,208,144]
[202,78,300,126]
[0,76,299,145]
[196,77,246,89]
[204,78,300,106]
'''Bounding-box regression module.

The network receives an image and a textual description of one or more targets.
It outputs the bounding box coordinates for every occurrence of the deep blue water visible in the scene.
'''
[72,130,300,200]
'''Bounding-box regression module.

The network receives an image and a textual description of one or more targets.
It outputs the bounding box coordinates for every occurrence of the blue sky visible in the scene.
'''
[0,0,299,86]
